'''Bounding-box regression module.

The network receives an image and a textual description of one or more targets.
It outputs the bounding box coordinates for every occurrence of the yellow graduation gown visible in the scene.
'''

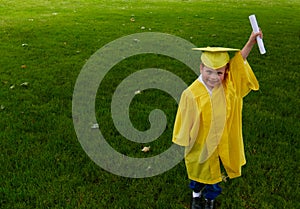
[172,52,259,184]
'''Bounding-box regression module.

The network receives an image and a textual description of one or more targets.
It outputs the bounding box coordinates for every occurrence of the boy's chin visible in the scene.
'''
[210,83,222,90]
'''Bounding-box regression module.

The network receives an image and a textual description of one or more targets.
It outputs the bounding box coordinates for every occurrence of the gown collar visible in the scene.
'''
[197,74,212,95]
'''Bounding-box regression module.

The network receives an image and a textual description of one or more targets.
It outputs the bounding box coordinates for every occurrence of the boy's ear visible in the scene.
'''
[200,63,204,72]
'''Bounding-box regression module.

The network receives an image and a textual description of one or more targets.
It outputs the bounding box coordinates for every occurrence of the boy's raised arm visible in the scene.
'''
[241,30,263,60]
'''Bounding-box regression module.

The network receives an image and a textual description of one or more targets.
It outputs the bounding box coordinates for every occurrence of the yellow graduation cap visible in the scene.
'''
[192,47,240,70]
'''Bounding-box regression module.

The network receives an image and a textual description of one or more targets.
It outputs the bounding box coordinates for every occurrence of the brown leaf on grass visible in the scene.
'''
[222,174,229,182]
[91,123,99,129]
[20,82,29,87]
[141,146,150,152]
[134,90,142,95]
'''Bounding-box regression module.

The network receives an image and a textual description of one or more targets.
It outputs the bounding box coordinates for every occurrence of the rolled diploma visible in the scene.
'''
[249,14,266,54]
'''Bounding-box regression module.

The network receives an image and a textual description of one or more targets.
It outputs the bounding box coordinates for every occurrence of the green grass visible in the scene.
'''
[1,0,299,208]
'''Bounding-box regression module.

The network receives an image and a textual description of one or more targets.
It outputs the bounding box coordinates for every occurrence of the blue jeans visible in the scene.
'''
[189,180,222,200]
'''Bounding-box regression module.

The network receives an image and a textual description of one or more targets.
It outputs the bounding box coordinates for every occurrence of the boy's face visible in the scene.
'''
[200,64,227,90]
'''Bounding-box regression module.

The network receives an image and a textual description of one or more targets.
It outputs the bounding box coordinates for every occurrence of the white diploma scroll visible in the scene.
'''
[249,14,266,54]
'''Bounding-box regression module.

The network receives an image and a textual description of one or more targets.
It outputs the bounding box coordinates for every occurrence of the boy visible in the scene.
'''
[172,30,263,209]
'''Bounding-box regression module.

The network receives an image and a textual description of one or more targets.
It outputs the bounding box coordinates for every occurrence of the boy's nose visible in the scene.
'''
[210,72,219,80]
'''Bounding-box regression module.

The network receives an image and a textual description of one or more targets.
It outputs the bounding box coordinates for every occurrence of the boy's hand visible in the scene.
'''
[241,29,263,60]
[249,29,263,46]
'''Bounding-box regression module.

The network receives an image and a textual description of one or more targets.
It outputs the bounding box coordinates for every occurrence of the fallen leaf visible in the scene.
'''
[20,82,29,87]
[141,146,150,152]
[222,174,229,182]
[134,90,142,95]
[91,123,99,129]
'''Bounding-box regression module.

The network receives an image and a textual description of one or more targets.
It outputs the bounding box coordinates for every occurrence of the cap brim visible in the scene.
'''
[192,47,240,52]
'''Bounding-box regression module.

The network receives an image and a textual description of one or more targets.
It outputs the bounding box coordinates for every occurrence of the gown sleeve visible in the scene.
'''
[229,52,259,97]
[172,88,200,147]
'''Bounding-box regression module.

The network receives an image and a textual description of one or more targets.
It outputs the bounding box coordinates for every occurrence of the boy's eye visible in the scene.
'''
[206,70,212,74]
[218,72,223,75]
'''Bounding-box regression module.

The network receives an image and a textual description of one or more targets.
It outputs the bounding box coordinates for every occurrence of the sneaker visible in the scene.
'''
[191,197,203,209]
[204,199,215,209]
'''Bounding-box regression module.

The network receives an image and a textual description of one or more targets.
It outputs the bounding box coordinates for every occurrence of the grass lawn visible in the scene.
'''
[1,0,299,208]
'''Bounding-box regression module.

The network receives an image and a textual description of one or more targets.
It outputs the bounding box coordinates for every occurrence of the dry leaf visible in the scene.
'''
[141,146,150,152]
[20,82,29,87]
[91,123,99,129]
[133,38,140,43]
[222,174,229,182]
[134,90,142,95]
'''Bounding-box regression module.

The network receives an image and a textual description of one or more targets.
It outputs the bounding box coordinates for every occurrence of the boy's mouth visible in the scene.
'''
[208,80,220,85]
